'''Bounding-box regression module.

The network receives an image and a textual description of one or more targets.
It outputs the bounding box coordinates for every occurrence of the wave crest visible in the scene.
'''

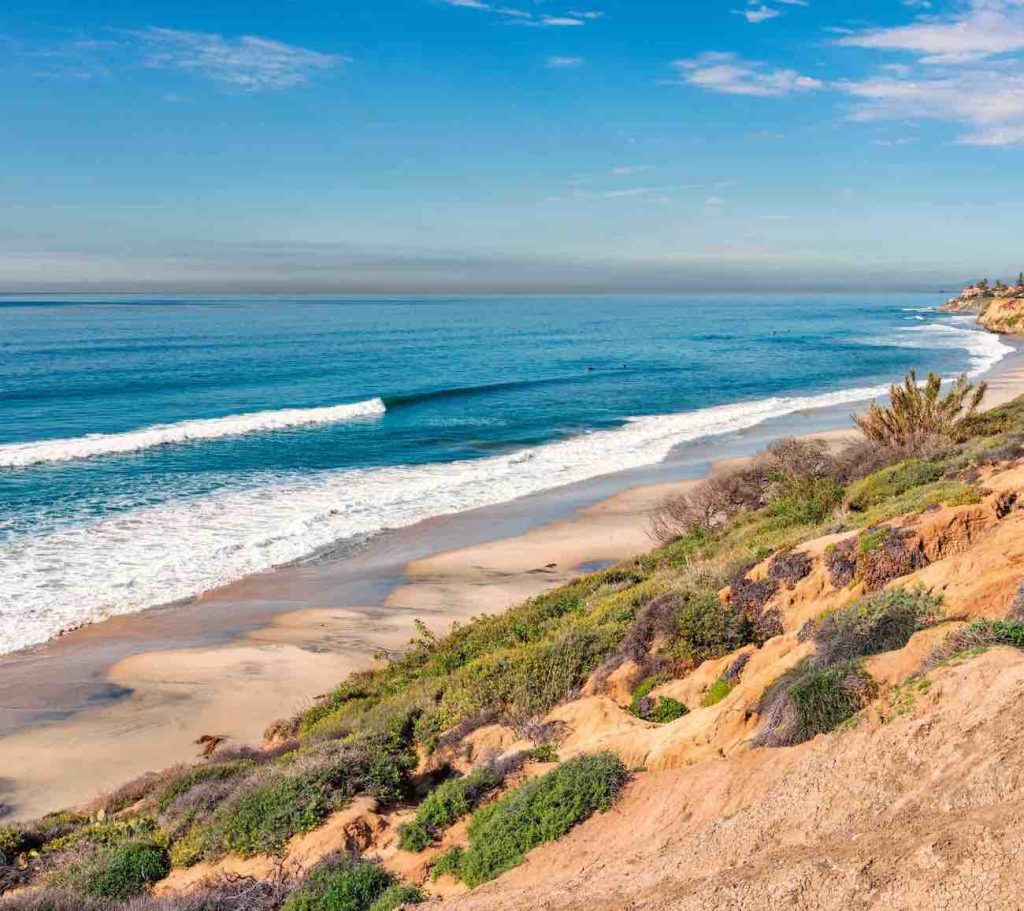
[0,398,386,468]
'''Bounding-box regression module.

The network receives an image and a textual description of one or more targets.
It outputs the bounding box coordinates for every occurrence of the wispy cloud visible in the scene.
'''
[132,28,343,89]
[545,55,585,68]
[733,0,808,25]
[736,5,780,24]
[438,0,601,27]
[837,0,1024,64]
[834,0,1024,146]
[673,52,822,97]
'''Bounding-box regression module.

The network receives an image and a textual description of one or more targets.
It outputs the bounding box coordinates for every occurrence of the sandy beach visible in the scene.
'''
[2,357,1023,822]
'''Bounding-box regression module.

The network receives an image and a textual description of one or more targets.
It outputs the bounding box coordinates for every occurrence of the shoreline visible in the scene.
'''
[3,348,1024,821]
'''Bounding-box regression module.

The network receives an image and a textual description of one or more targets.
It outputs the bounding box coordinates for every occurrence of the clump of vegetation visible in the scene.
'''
[652,438,847,541]
[766,549,812,585]
[855,527,930,592]
[368,883,424,911]
[397,766,502,853]
[174,726,417,864]
[854,370,986,455]
[845,459,945,513]
[814,587,942,667]
[627,674,689,723]
[528,743,560,763]
[920,619,1024,673]
[701,677,733,707]
[757,587,940,747]
[434,753,627,887]
[280,855,397,911]
[52,840,170,900]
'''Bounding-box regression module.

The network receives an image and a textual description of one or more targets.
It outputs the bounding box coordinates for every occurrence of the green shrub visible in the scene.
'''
[814,587,943,667]
[701,677,733,707]
[281,855,395,911]
[627,674,687,722]
[398,766,502,852]
[0,826,36,864]
[788,663,876,739]
[765,477,843,527]
[922,619,1024,672]
[57,840,170,900]
[368,883,424,911]
[430,846,464,881]
[845,460,945,512]
[183,728,417,861]
[671,592,752,667]
[647,697,689,723]
[156,761,255,812]
[528,743,559,763]
[442,753,627,887]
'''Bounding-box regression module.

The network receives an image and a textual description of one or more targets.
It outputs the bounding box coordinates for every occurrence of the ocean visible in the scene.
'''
[0,294,1011,655]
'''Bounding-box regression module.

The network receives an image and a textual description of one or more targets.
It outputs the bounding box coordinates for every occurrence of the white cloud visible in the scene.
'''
[610,164,653,175]
[831,1,1024,146]
[438,0,601,27]
[837,0,1024,64]
[545,55,585,67]
[735,5,781,24]
[133,28,342,90]
[837,65,1024,145]
[673,52,822,97]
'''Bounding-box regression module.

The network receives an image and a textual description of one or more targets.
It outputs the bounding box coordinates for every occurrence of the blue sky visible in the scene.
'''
[2,0,1023,292]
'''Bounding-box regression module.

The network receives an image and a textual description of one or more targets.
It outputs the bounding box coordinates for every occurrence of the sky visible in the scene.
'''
[2,0,1024,293]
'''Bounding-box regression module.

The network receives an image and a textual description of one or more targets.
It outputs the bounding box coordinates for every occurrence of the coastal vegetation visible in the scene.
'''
[5,369,1024,909]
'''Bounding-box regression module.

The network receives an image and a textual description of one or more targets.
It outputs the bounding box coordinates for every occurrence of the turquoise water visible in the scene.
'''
[0,294,1009,653]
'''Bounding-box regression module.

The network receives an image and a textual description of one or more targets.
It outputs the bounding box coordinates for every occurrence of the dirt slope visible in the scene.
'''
[435,647,1024,911]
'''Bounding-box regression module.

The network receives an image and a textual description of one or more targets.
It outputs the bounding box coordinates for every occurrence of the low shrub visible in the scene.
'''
[280,855,395,911]
[766,550,812,585]
[430,846,464,882]
[55,839,170,900]
[647,697,689,723]
[920,619,1024,673]
[845,460,945,513]
[368,883,424,911]
[156,761,255,813]
[528,743,559,763]
[180,728,417,862]
[813,587,942,667]
[757,661,876,747]
[671,592,752,667]
[855,527,929,591]
[824,539,858,589]
[628,674,689,722]
[397,766,502,852]
[701,677,733,707]
[440,753,627,887]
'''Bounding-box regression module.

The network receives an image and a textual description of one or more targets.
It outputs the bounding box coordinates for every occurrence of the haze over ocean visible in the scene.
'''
[0,294,1011,653]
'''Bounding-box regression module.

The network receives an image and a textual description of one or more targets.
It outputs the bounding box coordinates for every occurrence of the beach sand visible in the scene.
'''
[2,361,1023,821]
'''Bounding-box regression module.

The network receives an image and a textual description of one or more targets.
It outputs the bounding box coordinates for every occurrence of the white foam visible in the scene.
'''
[887,321,1014,376]
[0,398,387,468]
[0,383,887,655]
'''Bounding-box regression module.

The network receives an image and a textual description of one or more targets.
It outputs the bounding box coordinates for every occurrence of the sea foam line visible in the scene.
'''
[0,398,387,468]
[0,382,887,655]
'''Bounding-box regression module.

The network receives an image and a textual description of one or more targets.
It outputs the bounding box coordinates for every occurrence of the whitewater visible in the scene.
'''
[0,398,386,468]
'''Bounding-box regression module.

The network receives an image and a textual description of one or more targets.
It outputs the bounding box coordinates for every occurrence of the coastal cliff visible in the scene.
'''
[7,377,1024,910]
[941,282,1024,333]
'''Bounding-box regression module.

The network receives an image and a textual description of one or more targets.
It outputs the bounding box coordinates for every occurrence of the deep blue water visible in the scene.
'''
[0,294,1009,653]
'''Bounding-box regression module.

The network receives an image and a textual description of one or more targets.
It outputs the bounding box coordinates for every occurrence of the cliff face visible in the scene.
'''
[977,296,1024,334]
[940,294,1024,333]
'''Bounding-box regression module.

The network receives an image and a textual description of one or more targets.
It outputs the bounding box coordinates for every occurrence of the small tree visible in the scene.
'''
[1017,271,1023,288]
[854,370,986,454]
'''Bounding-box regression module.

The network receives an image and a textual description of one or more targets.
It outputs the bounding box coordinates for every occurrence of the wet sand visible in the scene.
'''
[3,355,1023,821]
